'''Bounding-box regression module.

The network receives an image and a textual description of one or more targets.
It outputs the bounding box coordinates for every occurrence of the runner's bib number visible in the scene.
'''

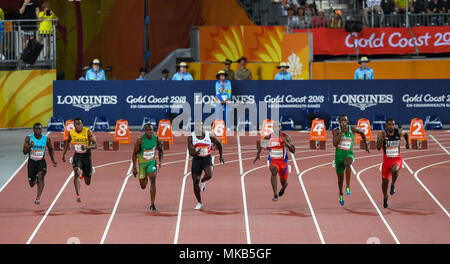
[74,144,87,154]
[30,149,44,160]
[338,138,352,151]
[386,147,399,158]
[143,149,155,160]
[270,149,284,159]
[197,146,210,157]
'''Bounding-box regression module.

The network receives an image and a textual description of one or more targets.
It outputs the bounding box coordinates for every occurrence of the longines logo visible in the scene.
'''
[332,94,393,110]
[56,95,118,111]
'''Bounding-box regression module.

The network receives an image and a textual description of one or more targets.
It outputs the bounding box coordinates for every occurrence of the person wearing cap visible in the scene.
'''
[222,59,235,81]
[86,59,105,81]
[78,66,90,81]
[235,56,252,80]
[105,66,117,80]
[172,62,193,80]
[274,62,293,80]
[215,70,232,131]
[136,67,148,80]
[354,57,374,80]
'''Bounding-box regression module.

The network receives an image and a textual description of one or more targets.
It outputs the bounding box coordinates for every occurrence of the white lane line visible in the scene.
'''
[237,135,243,175]
[99,162,133,244]
[430,134,450,156]
[290,152,300,175]
[404,160,450,218]
[26,159,132,244]
[1,132,51,193]
[184,148,189,175]
[298,163,327,244]
[356,163,401,244]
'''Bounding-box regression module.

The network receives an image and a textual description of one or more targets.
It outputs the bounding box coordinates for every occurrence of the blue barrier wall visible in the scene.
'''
[53,80,450,128]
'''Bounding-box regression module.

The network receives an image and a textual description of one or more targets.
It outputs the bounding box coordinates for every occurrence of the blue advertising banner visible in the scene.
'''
[53,80,450,129]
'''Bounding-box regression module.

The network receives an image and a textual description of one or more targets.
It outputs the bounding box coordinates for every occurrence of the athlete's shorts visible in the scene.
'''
[381,156,402,179]
[72,153,93,178]
[138,160,157,179]
[27,159,47,182]
[335,153,354,174]
[191,155,213,176]
[269,160,289,180]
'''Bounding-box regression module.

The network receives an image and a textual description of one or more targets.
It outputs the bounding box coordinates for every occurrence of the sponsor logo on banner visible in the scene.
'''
[402,93,450,108]
[263,94,325,109]
[193,95,256,105]
[126,95,186,109]
[56,95,117,111]
[332,94,393,110]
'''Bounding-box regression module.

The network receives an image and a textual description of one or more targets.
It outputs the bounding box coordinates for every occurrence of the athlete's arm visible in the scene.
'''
[210,134,225,164]
[86,130,97,150]
[399,129,410,149]
[62,133,71,162]
[353,126,369,153]
[156,137,164,170]
[187,136,200,157]
[46,137,57,167]
[283,134,295,153]
[254,135,270,163]
[132,137,142,177]
[332,128,342,147]
[23,136,33,155]
[376,130,386,151]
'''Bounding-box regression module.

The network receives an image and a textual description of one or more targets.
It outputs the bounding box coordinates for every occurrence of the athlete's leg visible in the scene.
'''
[337,172,344,195]
[278,164,289,197]
[73,166,81,198]
[36,171,45,200]
[344,157,353,190]
[83,158,93,186]
[192,173,202,203]
[201,165,213,183]
[390,163,400,195]
[148,171,157,207]
[139,176,148,189]
[269,165,278,200]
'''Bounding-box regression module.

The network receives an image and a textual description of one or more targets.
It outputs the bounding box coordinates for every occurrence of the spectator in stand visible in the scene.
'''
[364,0,384,26]
[394,0,415,13]
[235,56,252,80]
[280,0,301,16]
[38,2,58,59]
[19,0,40,51]
[223,59,235,80]
[304,3,314,27]
[105,66,116,80]
[354,57,374,80]
[78,66,90,81]
[381,0,396,26]
[161,69,170,80]
[274,62,293,80]
[85,59,105,81]
[411,0,427,26]
[306,0,318,15]
[447,0,450,24]
[312,10,328,27]
[287,7,301,29]
[136,67,148,80]
[172,62,193,80]
[297,7,307,28]
[426,0,446,25]
[330,9,343,28]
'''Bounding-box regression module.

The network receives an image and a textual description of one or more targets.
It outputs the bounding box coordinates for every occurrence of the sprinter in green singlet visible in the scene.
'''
[332,114,369,206]
[132,123,164,212]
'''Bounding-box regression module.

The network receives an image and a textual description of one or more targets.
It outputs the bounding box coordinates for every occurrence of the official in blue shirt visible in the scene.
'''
[274,62,293,80]
[86,59,106,81]
[354,56,374,80]
[215,70,232,131]
[172,62,193,80]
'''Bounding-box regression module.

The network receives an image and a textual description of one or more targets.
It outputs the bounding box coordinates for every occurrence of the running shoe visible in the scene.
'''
[278,188,285,197]
[339,194,344,206]
[390,185,396,196]
[150,205,157,212]
[200,181,206,192]
[346,187,352,196]
[383,197,388,208]
[34,198,40,205]
[79,171,84,180]
[194,202,203,210]
[76,195,81,203]
[272,195,278,201]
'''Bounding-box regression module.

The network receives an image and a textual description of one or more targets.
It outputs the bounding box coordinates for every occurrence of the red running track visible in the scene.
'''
[0,130,449,244]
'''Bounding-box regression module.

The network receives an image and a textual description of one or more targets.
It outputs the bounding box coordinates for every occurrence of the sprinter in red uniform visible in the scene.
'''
[254,121,295,201]
[376,118,409,208]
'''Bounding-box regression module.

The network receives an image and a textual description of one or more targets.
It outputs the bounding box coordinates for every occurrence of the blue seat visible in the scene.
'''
[141,117,157,131]
[372,115,386,130]
[47,116,65,131]
[280,116,295,130]
[329,115,340,130]
[91,116,110,131]
[424,115,443,130]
